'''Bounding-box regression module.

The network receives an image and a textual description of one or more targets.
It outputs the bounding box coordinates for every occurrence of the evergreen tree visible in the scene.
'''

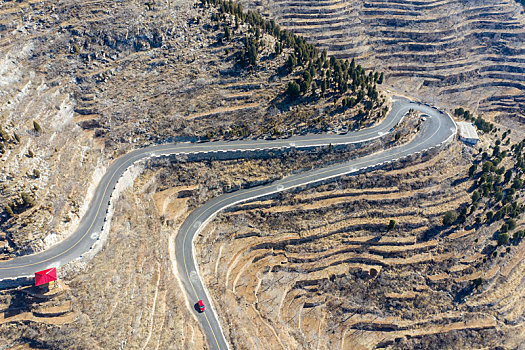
[388,219,396,231]
[287,81,300,100]
[443,210,458,226]
[321,79,327,95]
[287,53,297,71]
[274,42,282,55]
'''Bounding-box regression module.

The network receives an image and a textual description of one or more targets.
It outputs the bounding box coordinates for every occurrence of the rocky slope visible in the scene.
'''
[1,0,385,257]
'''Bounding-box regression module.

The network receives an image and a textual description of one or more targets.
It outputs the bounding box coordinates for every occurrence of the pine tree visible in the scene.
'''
[287,53,297,71]
[378,72,384,84]
[287,81,300,100]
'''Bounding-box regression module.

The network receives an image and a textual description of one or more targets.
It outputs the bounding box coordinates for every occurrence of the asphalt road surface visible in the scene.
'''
[0,97,456,350]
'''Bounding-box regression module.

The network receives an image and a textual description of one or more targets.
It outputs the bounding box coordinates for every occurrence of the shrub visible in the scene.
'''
[21,192,35,208]
[474,116,493,133]
[506,219,516,231]
[497,232,509,246]
[442,210,457,226]
[512,178,523,190]
[494,209,504,221]
[33,121,42,133]
[388,219,396,231]
[482,161,494,173]
[454,107,465,117]
[473,277,483,287]
[4,205,14,218]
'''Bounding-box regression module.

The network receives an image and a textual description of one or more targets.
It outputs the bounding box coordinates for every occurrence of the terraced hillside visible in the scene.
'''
[1,0,387,257]
[240,0,525,122]
[195,141,525,349]
[2,0,524,349]
[0,178,208,349]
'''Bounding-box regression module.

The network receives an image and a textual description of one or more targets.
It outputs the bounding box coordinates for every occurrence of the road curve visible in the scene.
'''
[0,97,456,349]
[174,99,456,349]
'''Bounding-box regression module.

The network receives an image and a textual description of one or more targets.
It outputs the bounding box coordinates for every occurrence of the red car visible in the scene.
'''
[198,300,206,312]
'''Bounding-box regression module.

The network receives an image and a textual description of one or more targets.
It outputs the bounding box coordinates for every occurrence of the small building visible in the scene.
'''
[35,267,57,288]
[457,122,480,145]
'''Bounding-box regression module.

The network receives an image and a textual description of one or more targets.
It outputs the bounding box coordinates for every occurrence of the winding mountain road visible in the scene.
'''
[0,97,457,349]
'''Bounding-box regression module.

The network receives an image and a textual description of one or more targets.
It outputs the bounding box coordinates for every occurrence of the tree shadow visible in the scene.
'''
[451,176,471,188]
[4,291,30,318]
[421,226,446,241]
[454,284,475,303]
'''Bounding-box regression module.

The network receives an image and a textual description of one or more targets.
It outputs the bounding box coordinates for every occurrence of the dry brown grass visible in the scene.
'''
[191,138,523,349]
